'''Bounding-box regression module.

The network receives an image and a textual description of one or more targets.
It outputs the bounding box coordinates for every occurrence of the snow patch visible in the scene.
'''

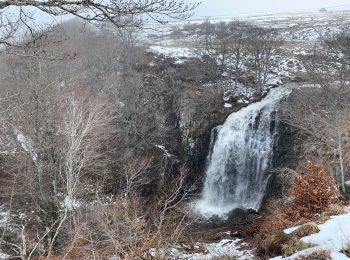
[148,46,196,64]
[331,251,349,260]
[150,238,254,260]
[15,129,38,161]
[62,196,80,211]
[0,252,10,259]
[155,144,172,158]
[284,225,301,235]
[301,213,350,253]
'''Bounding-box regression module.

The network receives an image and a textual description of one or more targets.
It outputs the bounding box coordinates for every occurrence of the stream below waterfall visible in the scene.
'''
[196,86,293,218]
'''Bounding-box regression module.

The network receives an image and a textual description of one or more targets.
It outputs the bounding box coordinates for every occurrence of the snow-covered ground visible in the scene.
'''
[272,211,350,260]
[15,129,37,162]
[149,238,254,260]
[148,46,197,64]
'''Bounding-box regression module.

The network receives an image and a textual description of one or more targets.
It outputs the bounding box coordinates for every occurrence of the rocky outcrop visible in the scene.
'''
[273,121,301,170]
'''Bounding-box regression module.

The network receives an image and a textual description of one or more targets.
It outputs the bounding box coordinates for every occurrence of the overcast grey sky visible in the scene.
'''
[192,0,350,17]
[13,0,350,27]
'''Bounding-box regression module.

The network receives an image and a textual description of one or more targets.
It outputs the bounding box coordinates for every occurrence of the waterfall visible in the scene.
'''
[196,87,292,218]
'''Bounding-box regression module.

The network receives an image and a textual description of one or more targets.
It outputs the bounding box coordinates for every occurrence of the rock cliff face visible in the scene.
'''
[143,54,305,205]
[177,87,227,183]
[195,87,293,218]
[186,90,313,210]
[268,111,315,201]
[265,121,301,200]
[178,90,272,187]
[178,91,271,187]
[273,121,301,170]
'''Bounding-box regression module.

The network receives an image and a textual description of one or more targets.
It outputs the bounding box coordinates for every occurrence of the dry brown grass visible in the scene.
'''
[325,204,346,216]
[297,250,332,260]
[253,163,344,258]
[315,215,331,225]
[256,231,290,257]
[291,222,320,238]
[281,237,314,257]
[341,243,350,257]
[293,217,312,226]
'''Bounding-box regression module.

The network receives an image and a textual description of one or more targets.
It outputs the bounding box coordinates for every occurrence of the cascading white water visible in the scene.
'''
[196,87,292,218]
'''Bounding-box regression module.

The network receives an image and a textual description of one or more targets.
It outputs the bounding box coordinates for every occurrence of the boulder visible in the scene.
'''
[227,208,256,226]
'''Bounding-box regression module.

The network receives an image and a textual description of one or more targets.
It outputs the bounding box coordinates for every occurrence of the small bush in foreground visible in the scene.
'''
[284,162,338,220]
[256,231,290,256]
[254,162,339,258]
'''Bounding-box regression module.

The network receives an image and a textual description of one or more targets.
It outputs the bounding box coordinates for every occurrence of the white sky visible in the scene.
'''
[8,0,350,27]
[192,0,350,17]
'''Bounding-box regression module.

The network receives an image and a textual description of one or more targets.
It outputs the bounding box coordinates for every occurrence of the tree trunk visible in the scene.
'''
[334,132,346,194]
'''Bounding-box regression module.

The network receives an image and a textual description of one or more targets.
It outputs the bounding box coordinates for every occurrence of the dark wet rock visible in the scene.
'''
[227,208,257,226]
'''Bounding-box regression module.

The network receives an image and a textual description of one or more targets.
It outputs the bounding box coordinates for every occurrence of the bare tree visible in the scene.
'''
[201,21,230,74]
[0,15,203,258]
[247,26,282,94]
[55,156,195,259]
[226,21,250,89]
[0,26,121,256]
[200,21,281,94]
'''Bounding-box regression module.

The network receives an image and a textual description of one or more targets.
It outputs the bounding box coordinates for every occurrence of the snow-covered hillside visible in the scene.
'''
[142,10,350,47]
[142,10,350,82]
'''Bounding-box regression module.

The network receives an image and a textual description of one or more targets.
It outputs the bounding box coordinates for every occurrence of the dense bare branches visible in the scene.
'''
[0,0,198,24]
[0,0,199,48]
[200,21,282,93]
[0,21,200,258]
[281,28,350,193]
[247,26,282,93]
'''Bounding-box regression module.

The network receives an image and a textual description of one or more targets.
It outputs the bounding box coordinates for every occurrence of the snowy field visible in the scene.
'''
[141,10,350,47]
